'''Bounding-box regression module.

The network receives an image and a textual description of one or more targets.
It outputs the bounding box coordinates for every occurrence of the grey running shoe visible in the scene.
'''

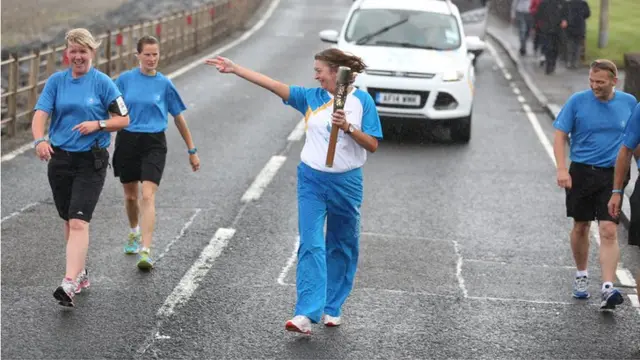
[53,277,77,307]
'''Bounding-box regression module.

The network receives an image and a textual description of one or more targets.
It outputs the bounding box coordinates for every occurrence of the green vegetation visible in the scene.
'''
[585,0,640,68]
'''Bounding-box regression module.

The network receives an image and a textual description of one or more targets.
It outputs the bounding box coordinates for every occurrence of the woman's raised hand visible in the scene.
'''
[205,56,236,74]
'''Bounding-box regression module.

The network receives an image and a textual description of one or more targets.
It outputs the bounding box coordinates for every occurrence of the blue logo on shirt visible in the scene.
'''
[324,120,345,143]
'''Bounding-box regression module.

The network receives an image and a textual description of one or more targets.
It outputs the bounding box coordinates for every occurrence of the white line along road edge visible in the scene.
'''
[0,0,282,163]
[157,227,236,317]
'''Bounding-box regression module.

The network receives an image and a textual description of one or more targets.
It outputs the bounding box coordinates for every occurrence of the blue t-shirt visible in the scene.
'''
[34,67,122,152]
[622,103,640,167]
[553,90,637,167]
[115,68,187,133]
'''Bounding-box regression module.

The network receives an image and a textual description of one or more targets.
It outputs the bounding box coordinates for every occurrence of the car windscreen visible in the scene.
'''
[345,8,461,51]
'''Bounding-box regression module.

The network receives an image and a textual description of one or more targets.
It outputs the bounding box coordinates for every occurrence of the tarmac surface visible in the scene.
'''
[2,0,639,359]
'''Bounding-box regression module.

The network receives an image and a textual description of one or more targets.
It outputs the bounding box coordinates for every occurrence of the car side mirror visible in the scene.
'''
[465,35,486,53]
[319,29,339,44]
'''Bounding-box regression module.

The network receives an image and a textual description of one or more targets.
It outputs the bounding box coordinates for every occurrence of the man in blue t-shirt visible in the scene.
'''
[552,59,637,310]
[609,103,640,243]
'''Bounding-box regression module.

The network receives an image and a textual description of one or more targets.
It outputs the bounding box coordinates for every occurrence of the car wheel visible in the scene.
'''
[451,115,471,143]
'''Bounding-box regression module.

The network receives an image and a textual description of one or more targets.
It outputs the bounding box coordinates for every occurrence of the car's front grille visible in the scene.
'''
[367,88,429,109]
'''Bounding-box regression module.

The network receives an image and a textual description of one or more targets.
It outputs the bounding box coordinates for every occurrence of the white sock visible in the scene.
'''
[130,226,140,234]
[576,270,588,278]
[602,282,613,291]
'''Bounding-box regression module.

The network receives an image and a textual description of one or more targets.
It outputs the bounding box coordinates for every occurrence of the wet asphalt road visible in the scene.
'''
[2,0,639,359]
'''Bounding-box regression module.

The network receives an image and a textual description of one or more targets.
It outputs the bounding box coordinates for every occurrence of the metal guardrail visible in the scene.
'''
[1,0,261,138]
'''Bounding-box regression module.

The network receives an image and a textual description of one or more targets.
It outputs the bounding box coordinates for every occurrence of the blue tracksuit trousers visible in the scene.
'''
[294,161,363,323]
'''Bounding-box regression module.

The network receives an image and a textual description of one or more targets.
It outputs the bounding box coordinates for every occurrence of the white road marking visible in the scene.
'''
[359,231,451,242]
[1,202,40,223]
[155,208,202,262]
[512,87,521,95]
[517,95,525,103]
[503,71,512,80]
[628,294,640,312]
[277,236,299,285]
[157,227,236,317]
[465,258,576,269]
[1,143,35,162]
[617,268,637,288]
[1,0,282,163]
[520,103,555,164]
[154,333,171,340]
[166,0,281,80]
[241,155,287,202]
[468,296,577,306]
[452,240,468,298]
[589,223,601,247]
[287,119,306,141]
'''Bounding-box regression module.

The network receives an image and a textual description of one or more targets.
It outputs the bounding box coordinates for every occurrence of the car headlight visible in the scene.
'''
[442,70,464,82]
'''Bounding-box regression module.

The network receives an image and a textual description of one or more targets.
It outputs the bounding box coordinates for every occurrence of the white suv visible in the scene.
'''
[319,0,486,142]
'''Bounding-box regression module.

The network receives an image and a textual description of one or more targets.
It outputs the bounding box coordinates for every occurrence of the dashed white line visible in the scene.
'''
[1,143,35,162]
[589,223,601,247]
[155,208,202,262]
[241,155,287,202]
[157,227,236,317]
[517,95,525,103]
[277,236,299,285]
[629,294,640,310]
[1,202,40,223]
[512,87,521,95]
[617,268,637,288]
[287,119,306,142]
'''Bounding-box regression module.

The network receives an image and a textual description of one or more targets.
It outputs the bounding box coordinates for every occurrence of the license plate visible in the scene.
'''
[376,92,420,106]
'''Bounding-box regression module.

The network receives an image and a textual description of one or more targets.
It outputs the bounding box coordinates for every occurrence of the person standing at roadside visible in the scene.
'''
[553,59,636,310]
[113,35,200,270]
[535,0,564,74]
[560,0,590,69]
[32,28,130,307]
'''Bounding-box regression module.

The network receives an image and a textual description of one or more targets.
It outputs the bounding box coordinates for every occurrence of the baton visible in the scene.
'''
[325,66,351,168]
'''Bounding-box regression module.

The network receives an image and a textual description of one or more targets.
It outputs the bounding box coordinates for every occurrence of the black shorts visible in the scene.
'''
[565,162,629,223]
[112,130,167,185]
[47,146,109,222]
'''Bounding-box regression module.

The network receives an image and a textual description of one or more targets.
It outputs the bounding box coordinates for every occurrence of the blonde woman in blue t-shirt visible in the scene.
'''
[205,48,383,334]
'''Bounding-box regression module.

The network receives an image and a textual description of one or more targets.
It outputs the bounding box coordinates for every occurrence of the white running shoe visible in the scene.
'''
[285,315,312,334]
[323,315,341,327]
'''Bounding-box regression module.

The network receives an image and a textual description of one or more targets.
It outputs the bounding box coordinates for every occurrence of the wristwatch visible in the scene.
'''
[99,120,107,130]
[188,147,198,155]
[346,123,355,134]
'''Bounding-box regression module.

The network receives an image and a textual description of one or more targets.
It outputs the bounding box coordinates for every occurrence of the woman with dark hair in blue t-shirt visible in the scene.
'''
[31,28,130,307]
[113,35,200,270]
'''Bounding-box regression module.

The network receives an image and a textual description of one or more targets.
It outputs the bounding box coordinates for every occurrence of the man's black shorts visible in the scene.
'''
[47,147,109,223]
[565,161,629,223]
[112,130,167,185]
